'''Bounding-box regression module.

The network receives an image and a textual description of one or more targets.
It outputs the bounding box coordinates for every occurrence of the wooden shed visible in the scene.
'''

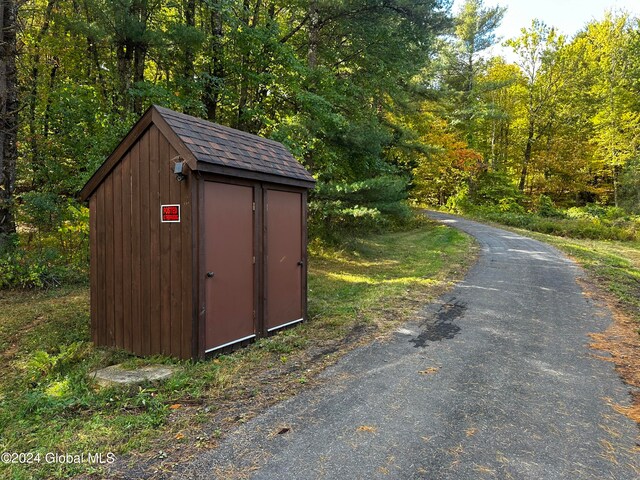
[79,105,315,359]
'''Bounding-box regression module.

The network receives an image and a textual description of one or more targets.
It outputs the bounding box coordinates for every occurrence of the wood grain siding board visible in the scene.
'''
[139,130,151,356]
[159,132,172,355]
[121,153,133,351]
[180,166,193,359]
[169,143,183,357]
[113,163,124,348]
[79,112,153,201]
[131,142,142,355]
[150,109,197,169]
[149,126,161,354]
[89,195,98,344]
[104,174,115,345]
[95,184,106,345]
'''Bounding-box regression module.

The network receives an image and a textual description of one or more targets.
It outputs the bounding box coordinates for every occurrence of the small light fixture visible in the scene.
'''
[172,156,187,182]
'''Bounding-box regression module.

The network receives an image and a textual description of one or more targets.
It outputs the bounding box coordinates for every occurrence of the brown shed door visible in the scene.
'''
[204,182,255,351]
[265,189,303,331]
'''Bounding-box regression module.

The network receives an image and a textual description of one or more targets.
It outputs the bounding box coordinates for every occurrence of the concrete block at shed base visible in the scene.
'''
[91,364,175,387]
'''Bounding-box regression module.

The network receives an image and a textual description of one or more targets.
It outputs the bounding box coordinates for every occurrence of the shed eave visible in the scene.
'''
[194,161,316,189]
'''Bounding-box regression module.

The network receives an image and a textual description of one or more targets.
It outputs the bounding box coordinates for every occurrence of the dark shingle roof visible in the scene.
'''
[154,106,314,184]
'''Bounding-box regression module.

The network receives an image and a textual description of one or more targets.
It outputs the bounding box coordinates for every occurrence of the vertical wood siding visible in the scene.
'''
[91,125,193,358]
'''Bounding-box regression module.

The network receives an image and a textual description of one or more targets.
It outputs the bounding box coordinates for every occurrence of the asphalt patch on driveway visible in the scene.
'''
[410,300,465,347]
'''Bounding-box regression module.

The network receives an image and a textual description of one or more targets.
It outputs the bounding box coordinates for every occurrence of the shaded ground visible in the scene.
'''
[169,212,640,479]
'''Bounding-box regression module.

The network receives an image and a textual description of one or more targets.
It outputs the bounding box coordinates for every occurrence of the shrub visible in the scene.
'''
[471,171,525,208]
[0,251,51,289]
[445,186,473,214]
[535,194,563,218]
[0,199,89,290]
[470,207,638,242]
[310,175,415,240]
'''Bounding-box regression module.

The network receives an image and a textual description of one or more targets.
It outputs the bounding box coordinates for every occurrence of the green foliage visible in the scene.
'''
[427,12,640,213]
[445,185,472,214]
[467,206,639,242]
[8,0,453,290]
[442,0,506,148]
[1,198,89,289]
[310,176,415,240]
[0,251,50,289]
[619,157,640,213]
[26,342,87,381]
[535,194,562,218]
[442,172,525,215]
[471,171,525,210]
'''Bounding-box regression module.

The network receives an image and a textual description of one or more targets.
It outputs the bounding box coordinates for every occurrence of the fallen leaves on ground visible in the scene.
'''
[419,367,439,375]
[357,425,377,433]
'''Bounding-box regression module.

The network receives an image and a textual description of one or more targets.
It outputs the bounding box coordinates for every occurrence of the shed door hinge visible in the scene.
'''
[252,201,255,212]
[252,256,256,264]
[253,310,256,320]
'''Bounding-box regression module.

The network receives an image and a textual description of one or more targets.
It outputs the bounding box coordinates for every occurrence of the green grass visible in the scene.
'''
[0,222,474,479]
[466,208,639,242]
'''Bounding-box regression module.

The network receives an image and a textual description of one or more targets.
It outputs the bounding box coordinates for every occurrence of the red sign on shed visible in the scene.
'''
[161,204,180,223]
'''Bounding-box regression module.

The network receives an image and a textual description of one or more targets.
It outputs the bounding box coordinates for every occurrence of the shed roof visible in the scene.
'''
[154,106,314,183]
[80,105,315,201]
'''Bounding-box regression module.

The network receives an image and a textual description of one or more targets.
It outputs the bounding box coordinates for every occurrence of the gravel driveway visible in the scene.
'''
[173,212,639,479]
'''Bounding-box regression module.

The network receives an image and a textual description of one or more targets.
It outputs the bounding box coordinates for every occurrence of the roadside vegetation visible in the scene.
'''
[0,221,474,479]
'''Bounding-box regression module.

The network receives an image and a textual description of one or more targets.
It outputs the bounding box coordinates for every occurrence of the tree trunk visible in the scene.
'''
[43,57,59,140]
[613,164,620,208]
[519,119,534,191]
[28,0,57,187]
[490,121,496,170]
[0,0,19,245]
[308,0,319,70]
[132,0,148,115]
[204,2,224,121]
[76,0,106,99]
[184,0,196,79]
[116,42,133,110]
[133,43,147,114]
[235,0,251,130]
[182,0,196,113]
